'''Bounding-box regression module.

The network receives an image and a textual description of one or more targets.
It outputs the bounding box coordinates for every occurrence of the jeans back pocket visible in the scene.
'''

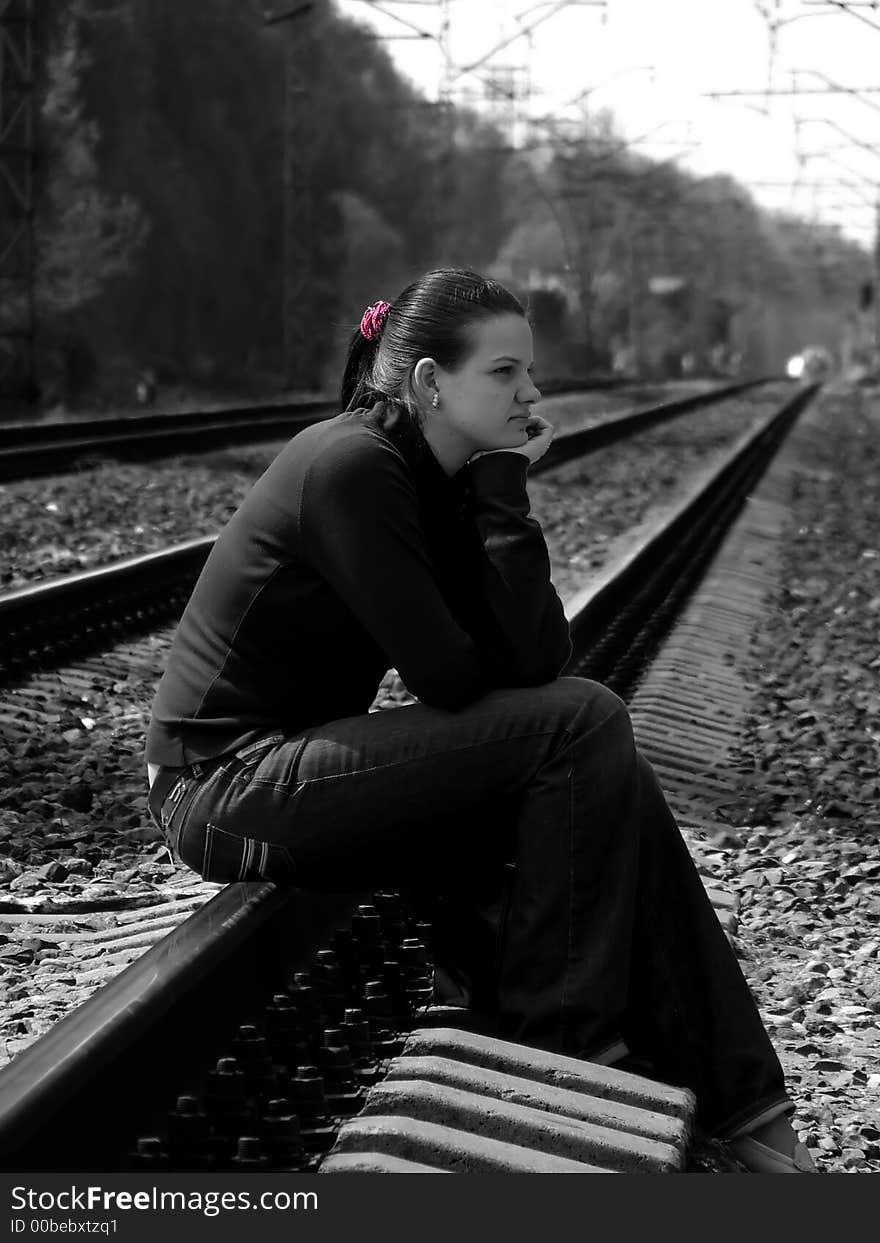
[184,820,297,885]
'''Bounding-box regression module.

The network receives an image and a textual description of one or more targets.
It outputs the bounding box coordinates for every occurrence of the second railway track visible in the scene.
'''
[0,376,652,483]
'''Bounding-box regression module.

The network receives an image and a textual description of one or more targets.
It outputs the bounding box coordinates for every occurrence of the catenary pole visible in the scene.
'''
[265,2,322,390]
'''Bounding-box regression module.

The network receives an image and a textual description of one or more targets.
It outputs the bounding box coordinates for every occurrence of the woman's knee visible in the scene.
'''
[537,676,631,737]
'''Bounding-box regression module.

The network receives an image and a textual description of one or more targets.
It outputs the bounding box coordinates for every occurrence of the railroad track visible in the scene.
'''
[0,375,643,483]
[0,380,818,1172]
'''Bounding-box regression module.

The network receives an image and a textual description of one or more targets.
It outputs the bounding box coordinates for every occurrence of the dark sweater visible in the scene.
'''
[146,402,572,768]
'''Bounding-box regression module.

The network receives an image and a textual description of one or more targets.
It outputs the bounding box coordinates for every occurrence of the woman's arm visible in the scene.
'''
[300,436,502,710]
[463,449,572,685]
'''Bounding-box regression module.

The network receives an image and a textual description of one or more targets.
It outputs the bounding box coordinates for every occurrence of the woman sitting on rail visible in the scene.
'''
[145,267,814,1174]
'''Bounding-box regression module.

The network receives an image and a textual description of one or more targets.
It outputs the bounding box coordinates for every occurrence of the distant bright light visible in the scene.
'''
[786,355,805,379]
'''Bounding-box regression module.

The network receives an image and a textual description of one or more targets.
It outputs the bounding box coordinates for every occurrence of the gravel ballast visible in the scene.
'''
[698,385,880,1174]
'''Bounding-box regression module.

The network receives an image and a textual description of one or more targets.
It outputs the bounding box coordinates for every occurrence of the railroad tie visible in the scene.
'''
[322,1115,609,1174]
[319,1027,694,1174]
[319,1152,449,1173]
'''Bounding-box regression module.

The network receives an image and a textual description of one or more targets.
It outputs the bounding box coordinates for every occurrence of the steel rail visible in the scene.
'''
[0,378,770,483]
[0,377,642,482]
[0,378,776,680]
[534,377,770,471]
[0,381,819,1171]
[0,376,628,444]
[0,376,632,446]
[0,394,333,447]
[0,402,336,483]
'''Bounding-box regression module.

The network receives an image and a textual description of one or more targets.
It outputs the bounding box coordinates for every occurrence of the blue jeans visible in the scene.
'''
[147,676,791,1137]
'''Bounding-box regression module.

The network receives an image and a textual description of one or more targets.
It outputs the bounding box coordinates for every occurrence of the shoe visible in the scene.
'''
[727,1135,817,1173]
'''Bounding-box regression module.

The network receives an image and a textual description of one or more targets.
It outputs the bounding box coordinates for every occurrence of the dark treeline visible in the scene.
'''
[21,0,872,409]
[32,0,512,405]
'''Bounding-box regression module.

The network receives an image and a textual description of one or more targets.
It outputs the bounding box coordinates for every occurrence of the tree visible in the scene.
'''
[36,12,147,319]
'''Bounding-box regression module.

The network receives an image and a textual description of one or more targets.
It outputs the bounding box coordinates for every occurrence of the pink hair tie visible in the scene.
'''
[360,300,390,342]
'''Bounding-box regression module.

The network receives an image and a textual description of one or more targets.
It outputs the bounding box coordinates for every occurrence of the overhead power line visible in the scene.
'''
[800,1,880,34]
[449,1,606,85]
[705,85,880,94]
[795,116,880,163]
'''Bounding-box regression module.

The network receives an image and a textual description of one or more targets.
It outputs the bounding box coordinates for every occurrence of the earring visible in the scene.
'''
[431,390,440,409]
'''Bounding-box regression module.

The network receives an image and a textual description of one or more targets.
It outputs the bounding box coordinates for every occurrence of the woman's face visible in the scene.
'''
[424,313,542,473]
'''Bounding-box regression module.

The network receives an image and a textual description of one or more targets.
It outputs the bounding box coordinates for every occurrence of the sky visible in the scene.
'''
[336,0,880,251]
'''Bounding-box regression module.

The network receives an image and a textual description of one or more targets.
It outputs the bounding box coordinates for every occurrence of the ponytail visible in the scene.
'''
[340,299,392,411]
[340,328,379,411]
